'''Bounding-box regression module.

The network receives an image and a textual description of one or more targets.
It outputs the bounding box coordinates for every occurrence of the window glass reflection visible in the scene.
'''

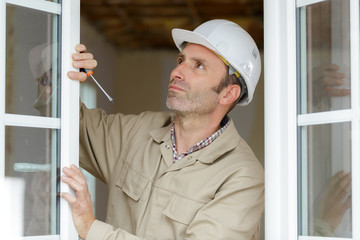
[5,126,60,236]
[6,4,60,117]
[299,0,351,114]
[300,122,352,237]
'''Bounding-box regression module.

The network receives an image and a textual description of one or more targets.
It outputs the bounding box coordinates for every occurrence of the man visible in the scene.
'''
[61,19,264,240]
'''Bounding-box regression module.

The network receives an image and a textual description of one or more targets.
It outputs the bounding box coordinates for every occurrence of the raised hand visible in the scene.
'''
[67,44,97,82]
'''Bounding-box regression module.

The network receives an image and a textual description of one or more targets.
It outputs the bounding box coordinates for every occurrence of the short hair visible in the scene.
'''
[212,67,248,112]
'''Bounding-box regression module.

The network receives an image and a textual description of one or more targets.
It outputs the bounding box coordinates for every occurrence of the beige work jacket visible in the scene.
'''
[79,104,264,240]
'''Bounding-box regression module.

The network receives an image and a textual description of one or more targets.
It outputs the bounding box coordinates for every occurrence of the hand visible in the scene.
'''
[315,171,351,232]
[314,64,350,96]
[67,44,97,82]
[312,64,350,98]
[60,165,95,239]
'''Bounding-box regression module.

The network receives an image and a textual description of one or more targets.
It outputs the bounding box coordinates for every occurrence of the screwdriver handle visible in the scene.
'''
[80,68,93,77]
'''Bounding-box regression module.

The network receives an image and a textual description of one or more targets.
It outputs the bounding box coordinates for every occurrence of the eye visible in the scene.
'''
[177,57,184,65]
[196,62,204,70]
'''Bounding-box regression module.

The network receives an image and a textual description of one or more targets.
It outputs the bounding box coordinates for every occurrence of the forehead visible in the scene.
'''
[181,43,226,68]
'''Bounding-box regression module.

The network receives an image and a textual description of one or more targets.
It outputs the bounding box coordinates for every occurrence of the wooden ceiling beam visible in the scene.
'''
[186,0,201,26]
[197,3,263,16]
[122,6,188,17]
[105,0,186,5]
[81,0,106,5]
[80,0,264,50]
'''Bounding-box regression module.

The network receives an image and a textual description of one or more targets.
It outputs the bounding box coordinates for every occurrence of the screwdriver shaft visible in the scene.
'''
[89,74,114,103]
[80,68,114,103]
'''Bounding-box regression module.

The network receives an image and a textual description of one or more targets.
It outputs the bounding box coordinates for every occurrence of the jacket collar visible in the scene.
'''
[149,116,241,164]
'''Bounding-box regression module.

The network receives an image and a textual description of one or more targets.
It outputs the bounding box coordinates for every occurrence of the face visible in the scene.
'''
[166,43,227,115]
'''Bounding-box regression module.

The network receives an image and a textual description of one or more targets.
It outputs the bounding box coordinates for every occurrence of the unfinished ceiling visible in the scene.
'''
[81,0,263,50]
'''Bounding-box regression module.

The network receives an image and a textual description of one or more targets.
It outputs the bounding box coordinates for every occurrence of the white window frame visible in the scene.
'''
[0,0,80,239]
[264,0,360,239]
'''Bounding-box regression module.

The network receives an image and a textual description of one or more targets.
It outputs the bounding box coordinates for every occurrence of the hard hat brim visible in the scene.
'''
[172,28,223,58]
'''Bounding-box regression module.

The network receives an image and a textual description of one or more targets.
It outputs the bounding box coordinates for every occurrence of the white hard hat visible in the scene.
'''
[29,43,57,79]
[172,19,261,106]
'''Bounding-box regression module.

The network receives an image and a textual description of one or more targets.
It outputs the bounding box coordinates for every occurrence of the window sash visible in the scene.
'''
[265,0,359,239]
[6,0,61,14]
[0,0,80,239]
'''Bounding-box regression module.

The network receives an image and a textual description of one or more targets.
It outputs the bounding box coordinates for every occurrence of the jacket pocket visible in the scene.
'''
[163,194,206,225]
[115,163,149,201]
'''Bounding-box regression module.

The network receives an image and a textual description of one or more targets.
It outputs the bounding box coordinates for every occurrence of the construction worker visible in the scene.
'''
[61,19,264,239]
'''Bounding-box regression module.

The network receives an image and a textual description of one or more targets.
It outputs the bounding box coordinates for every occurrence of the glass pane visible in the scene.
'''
[6,4,60,117]
[5,126,60,236]
[298,0,351,114]
[299,122,352,238]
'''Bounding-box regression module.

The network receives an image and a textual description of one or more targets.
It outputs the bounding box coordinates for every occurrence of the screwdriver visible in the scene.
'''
[81,68,114,103]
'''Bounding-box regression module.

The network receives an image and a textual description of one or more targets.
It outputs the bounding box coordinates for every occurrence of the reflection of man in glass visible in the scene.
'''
[29,43,54,116]
[309,63,352,237]
[19,43,55,235]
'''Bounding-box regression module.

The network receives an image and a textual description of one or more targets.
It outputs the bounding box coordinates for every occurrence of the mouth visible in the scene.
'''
[169,84,185,92]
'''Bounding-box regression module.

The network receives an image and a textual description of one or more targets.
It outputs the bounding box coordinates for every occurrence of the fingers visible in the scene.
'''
[325,87,351,97]
[73,52,93,61]
[321,63,340,71]
[312,64,350,98]
[333,172,351,198]
[71,52,97,70]
[342,194,352,210]
[61,165,87,190]
[321,69,350,97]
[322,71,345,86]
[324,172,351,216]
[69,44,98,82]
[328,171,344,187]
[75,44,87,53]
[319,65,350,97]
[66,165,86,183]
[72,59,97,70]
[60,192,77,205]
[68,71,87,82]
[61,165,91,202]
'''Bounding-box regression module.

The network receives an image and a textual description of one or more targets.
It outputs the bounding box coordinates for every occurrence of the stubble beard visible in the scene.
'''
[166,87,219,118]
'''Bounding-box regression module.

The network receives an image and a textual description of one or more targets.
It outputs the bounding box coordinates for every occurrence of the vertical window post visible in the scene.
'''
[264,0,298,239]
[60,0,80,239]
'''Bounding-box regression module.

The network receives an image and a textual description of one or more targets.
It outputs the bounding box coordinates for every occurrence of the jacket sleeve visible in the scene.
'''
[79,103,139,183]
[86,220,145,240]
[79,103,173,184]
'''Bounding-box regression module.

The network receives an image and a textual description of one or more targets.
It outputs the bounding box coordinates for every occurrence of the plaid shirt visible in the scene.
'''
[170,117,230,163]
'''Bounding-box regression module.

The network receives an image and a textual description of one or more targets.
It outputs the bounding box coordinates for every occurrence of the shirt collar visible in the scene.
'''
[170,117,230,163]
[150,115,241,164]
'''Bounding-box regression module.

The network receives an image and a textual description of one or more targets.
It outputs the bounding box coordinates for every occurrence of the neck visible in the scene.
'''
[173,111,224,154]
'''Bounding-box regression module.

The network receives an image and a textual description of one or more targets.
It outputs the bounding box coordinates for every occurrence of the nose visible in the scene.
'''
[170,63,186,81]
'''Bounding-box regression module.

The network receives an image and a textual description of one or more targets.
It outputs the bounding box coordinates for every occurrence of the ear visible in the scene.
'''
[219,84,241,106]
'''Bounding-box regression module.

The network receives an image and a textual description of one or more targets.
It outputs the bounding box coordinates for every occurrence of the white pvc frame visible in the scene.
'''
[0,0,80,239]
[0,0,6,179]
[265,0,360,239]
[60,0,80,238]
[350,0,360,239]
[264,0,298,239]
[23,236,59,240]
[6,0,61,14]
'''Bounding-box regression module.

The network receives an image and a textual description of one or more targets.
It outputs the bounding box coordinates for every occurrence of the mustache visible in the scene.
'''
[169,78,189,90]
